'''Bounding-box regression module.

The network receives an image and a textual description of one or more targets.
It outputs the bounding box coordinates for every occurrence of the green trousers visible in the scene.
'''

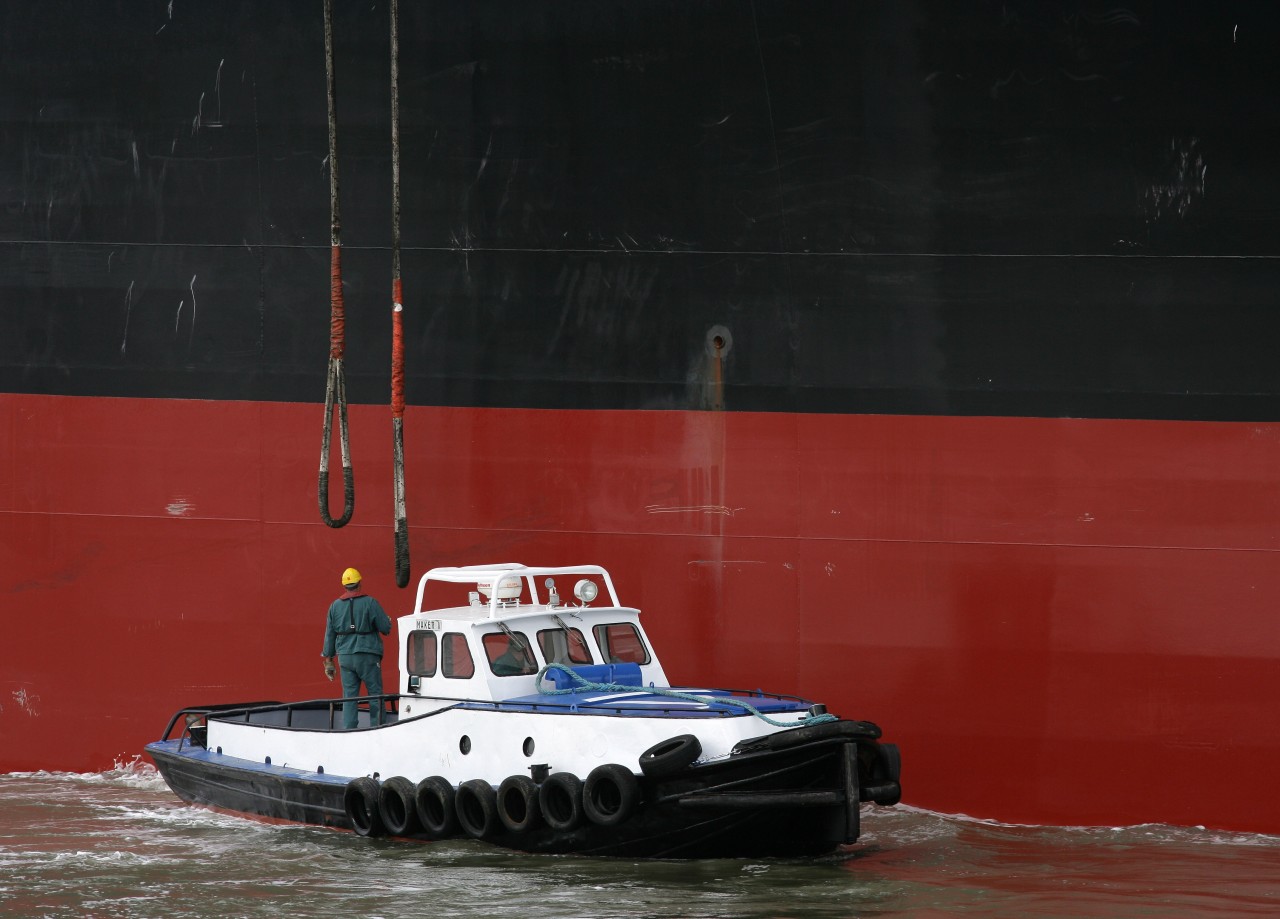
[338,652,384,729]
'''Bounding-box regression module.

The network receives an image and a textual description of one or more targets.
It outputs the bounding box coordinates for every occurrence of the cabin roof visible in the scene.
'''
[398,604,637,628]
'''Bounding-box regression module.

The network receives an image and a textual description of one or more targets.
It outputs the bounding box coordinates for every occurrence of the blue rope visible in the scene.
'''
[534,664,837,729]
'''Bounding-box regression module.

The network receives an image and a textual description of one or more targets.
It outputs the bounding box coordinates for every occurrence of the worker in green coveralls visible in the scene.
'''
[321,567,393,729]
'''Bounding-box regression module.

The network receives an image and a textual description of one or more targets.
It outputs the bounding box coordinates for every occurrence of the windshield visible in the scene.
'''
[537,626,593,665]
[483,631,538,676]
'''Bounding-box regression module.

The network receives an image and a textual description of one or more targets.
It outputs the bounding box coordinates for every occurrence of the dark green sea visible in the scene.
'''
[1,762,1275,918]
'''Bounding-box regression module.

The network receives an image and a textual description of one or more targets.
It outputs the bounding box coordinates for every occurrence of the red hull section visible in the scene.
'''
[2,393,1277,833]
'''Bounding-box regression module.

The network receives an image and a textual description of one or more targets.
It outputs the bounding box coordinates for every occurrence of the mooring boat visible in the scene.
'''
[145,563,900,858]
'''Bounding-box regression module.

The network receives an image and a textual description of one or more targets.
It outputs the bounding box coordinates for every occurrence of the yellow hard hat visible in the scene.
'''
[341,567,362,587]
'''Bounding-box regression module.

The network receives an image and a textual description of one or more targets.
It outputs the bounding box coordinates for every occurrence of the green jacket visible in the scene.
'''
[322,592,392,658]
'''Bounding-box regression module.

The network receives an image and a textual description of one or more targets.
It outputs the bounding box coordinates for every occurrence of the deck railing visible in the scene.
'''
[156,685,815,747]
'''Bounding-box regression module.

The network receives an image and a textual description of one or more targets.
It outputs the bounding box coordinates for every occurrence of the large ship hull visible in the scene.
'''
[3,1,1279,834]
[5,393,1276,832]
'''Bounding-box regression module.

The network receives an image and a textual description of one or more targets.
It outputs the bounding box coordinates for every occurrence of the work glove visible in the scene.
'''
[323,657,336,681]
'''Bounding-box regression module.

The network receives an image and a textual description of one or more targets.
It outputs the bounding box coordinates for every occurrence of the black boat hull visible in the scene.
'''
[146,726,898,858]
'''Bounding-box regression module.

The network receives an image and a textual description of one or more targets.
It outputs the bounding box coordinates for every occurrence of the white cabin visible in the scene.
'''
[396,564,671,701]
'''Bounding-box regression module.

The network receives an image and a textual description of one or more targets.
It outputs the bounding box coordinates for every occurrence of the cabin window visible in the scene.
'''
[407,630,437,677]
[537,627,593,665]
[442,632,475,679]
[483,631,538,676]
[593,622,651,665]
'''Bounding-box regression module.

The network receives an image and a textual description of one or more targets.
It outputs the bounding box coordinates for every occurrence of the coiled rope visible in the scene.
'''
[534,664,836,729]
[389,0,410,587]
[319,0,355,529]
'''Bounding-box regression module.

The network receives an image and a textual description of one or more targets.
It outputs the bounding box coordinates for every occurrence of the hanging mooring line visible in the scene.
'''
[389,0,411,587]
[319,0,355,529]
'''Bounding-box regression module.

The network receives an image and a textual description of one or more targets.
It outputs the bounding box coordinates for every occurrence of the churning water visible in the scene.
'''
[1,763,1276,918]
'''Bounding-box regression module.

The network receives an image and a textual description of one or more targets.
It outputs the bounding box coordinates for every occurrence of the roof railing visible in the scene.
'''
[411,564,621,619]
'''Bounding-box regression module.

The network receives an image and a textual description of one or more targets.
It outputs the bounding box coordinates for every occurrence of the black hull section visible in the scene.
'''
[146,728,896,859]
[5,3,1280,421]
[147,742,349,829]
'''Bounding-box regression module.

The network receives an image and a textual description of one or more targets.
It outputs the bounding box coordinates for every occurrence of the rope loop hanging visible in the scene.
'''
[319,0,355,529]
[389,0,411,586]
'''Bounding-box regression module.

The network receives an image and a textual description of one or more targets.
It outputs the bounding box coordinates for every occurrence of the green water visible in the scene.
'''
[0,764,1275,918]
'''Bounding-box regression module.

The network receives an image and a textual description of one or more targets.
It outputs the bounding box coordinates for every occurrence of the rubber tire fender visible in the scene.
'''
[874,743,901,784]
[497,775,542,833]
[343,777,386,837]
[582,763,641,827]
[538,772,584,832]
[455,779,499,839]
[638,734,702,778]
[378,776,419,836]
[867,742,902,806]
[415,775,458,838]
